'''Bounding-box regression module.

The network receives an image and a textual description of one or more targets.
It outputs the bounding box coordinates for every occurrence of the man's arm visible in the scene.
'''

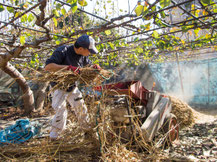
[44,63,68,72]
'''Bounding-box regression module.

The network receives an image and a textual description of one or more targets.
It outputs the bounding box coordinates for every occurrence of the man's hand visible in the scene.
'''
[67,65,80,74]
[92,64,101,70]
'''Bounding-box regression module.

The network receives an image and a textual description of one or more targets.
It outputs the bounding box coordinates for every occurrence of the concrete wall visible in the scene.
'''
[149,57,217,108]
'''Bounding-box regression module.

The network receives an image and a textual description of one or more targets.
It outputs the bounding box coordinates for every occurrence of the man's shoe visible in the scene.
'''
[50,131,59,140]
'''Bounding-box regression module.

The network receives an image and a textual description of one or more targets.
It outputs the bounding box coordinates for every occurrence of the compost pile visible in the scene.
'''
[169,96,195,128]
[31,67,113,91]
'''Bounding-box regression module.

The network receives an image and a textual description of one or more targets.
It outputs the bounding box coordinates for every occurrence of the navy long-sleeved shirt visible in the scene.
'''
[46,45,92,67]
[45,45,92,91]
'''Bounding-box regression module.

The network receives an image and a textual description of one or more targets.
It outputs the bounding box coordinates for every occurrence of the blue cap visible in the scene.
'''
[76,35,98,54]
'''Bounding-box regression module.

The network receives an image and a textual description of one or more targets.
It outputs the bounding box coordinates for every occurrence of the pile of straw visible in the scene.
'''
[32,67,113,91]
[0,119,98,161]
[0,90,172,161]
[101,144,141,161]
[169,96,195,128]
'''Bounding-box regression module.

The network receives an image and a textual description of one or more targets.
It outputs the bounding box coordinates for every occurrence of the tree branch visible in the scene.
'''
[0,0,51,67]
[0,0,47,30]
[0,3,24,10]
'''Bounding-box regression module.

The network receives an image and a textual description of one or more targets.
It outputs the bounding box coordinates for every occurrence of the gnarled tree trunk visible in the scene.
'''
[34,81,49,111]
[1,63,35,115]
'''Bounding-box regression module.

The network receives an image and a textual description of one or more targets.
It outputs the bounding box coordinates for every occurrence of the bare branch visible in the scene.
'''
[0,3,24,10]
[0,21,69,38]
[0,0,51,67]
[56,0,137,32]
[100,12,217,44]
[0,0,47,30]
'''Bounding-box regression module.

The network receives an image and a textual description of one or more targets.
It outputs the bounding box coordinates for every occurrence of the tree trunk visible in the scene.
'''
[34,81,49,111]
[1,63,35,115]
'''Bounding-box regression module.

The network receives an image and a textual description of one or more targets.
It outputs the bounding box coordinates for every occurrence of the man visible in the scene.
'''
[45,35,100,139]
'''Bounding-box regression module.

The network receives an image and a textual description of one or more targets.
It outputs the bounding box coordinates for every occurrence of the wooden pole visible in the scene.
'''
[208,58,210,106]
[175,52,184,99]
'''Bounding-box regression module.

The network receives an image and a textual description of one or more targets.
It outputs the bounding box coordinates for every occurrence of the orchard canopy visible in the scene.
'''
[0,0,217,113]
[0,0,217,67]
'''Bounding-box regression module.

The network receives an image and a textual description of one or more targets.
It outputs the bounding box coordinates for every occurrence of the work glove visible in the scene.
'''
[92,64,101,70]
[67,65,80,74]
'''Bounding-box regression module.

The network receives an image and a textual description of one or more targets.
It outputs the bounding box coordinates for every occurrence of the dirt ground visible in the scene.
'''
[166,107,217,161]
[193,108,217,123]
[0,106,216,161]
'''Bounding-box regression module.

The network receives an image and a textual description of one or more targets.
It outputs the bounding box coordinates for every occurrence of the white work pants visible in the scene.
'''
[50,87,90,137]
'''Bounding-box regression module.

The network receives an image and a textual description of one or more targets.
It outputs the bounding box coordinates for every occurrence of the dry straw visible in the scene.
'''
[31,67,113,91]
[0,91,158,161]
[0,70,196,161]
[169,96,195,128]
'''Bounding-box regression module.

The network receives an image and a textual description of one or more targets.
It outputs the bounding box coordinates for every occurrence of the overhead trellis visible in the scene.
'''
[0,0,217,66]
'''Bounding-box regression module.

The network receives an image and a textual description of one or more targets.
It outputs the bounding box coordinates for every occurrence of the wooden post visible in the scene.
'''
[175,52,184,100]
[208,58,210,106]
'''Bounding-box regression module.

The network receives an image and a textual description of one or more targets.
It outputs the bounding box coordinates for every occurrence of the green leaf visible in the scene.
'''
[105,30,111,35]
[15,11,21,18]
[78,0,85,6]
[7,7,14,13]
[160,0,171,8]
[35,58,39,64]
[20,36,25,45]
[56,3,62,10]
[160,11,166,18]
[83,1,88,6]
[0,5,4,12]
[67,0,77,4]
[53,17,58,27]
[21,14,28,22]
[28,13,34,22]
[56,40,61,45]
[155,19,167,27]
[145,23,151,30]
[53,35,58,40]
[194,28,200,37]
[201,0,212,6]
[67,0,73,3]
[15,0,19,5]
[136,46,143,53]
[61,8,66,15]
[71,3,78,13]
[135,5,143,16]
[108,42,114,50]
[152,31,159,38]
[53,9,60,17]
[143,6,149,16]
[134,37,139,42]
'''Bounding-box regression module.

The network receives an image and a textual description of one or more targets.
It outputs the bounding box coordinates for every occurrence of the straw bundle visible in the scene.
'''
[169,96,195,128]
[101,144,141,162]
[32,67,113,91]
